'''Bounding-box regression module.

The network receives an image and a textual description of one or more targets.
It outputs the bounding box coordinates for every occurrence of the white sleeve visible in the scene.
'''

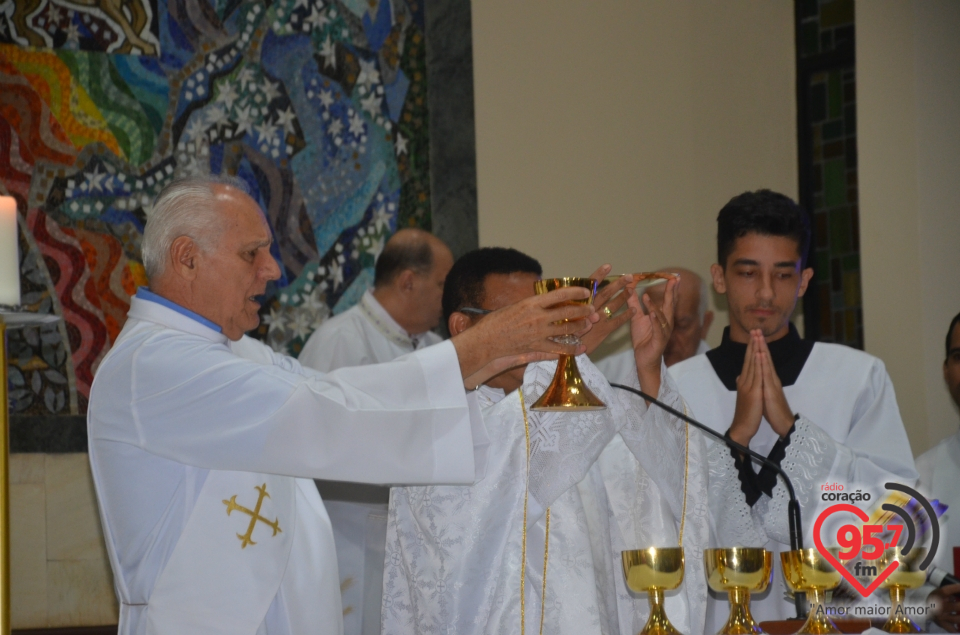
[92,334,479,485]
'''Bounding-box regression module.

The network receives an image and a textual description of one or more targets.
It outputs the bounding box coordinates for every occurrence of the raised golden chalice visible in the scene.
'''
[530,277,605,411]
[704,547,773,635]
[780,548,842,634]
[622,547,686,635]
[877,547,927,633]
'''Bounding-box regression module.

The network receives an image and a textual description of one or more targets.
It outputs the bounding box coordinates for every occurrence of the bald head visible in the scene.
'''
[646,267,714,366]
[374,229,448,287]
[372,229,453,334]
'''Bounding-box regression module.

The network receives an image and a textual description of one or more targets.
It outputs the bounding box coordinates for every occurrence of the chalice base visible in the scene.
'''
[530,354,606,411]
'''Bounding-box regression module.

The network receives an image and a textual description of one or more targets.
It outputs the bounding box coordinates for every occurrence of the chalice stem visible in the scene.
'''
[641,587,681,635]
[721,587,763,635]
[798,588,840,635]
[882,586,921,633]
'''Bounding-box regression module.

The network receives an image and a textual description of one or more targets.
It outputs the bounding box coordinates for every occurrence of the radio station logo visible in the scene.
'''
[813,482,941,598]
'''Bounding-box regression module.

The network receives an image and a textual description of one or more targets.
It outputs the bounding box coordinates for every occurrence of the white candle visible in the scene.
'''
[0,196,21,307]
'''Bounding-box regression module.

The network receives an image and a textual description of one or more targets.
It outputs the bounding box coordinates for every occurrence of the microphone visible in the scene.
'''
[611,383,807,619]
[928,566,960,589]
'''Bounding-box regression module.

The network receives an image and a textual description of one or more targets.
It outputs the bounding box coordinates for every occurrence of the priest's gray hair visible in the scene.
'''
[142,175,250,280]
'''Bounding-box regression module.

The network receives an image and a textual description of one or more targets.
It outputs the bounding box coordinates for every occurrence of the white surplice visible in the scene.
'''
[88,295,486,635]
[299,290,441,371]
[593,340,710,386]
[298,289,442,635]
[917,430,960,574]
[382,357,711,635]
[669,334,918,627]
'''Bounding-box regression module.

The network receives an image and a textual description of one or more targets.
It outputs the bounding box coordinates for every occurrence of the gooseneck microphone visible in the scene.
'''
[928,566,960,589]
[611,383,807,619]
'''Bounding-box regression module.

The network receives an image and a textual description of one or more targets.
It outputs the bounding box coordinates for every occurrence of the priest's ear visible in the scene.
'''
[168,235,200,281]
[448,311,472,337]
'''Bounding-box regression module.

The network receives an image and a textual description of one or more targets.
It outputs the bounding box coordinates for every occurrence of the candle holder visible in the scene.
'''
[0,308,61,634]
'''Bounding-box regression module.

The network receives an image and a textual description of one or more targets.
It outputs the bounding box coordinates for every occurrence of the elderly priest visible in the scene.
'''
[87,176,596,635]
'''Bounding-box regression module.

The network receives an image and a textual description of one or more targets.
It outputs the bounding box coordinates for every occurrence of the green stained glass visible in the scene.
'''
[829,71,842,119]
[829,207,851,253]
[816,250,831,282]
[823,159,846,207]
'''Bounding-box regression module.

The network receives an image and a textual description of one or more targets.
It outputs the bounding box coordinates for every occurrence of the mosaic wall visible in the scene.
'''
[797,0,862,348]
[1,0,432,417]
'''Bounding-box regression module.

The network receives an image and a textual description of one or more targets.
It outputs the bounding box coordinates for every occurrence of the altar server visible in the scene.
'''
[298,228,452,635]
[382,248,711,635]
[87,177,597,635]
[916,311,960,632]
[668,190,918,626]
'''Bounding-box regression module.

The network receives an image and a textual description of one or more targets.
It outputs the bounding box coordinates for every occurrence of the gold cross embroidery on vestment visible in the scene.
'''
[222,483,282,548]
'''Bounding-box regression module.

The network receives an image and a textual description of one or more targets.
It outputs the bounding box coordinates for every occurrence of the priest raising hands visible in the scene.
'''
[87,176,600,635]
[382,248,710,635]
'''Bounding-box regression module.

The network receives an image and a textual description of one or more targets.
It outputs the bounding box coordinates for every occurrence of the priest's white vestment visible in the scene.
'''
[917,430,960,574]
[298,289,441,635]
[669,326,918,627]
[382,357,711,635]
[87,294,486,635]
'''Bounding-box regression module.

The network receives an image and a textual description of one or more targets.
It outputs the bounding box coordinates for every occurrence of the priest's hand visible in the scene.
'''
[755,332,795,437]
[580,268,636,355]
[628,274,677,397]
[930,583,960,632]
[729,334,764,447]
[451,286,593,384]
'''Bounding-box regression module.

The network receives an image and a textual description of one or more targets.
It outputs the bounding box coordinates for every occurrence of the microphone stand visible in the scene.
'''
[611,383,808,620]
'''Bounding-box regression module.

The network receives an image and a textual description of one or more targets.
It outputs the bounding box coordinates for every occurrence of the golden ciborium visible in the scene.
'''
[530,277,606,411]
[877,547,927,633]
[704,548,773,635]
[622,547,686,635]
[780,549,842,634]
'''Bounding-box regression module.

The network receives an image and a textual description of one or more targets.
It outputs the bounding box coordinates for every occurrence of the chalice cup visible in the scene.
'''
[878,547,927,633]
[704,548,773,635]
[780,549,842,634]
[622,547,686,635]
[530,277,606,411]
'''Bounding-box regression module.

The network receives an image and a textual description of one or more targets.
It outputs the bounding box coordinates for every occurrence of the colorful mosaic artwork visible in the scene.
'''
[1,0,432,416]
[798,0,861,348]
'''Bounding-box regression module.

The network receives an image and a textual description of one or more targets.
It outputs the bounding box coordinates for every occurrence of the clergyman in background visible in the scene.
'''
[595,266,714,384]
[297,228,453,635]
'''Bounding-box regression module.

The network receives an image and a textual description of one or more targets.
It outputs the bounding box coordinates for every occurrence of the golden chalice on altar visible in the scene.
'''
[705,547,773,635]
[530,277,605,411]
[622,547,686,635]
[780,548,843,634]
[877,547,927,633]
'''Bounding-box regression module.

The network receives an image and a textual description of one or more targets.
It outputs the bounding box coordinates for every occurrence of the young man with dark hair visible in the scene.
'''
[916,311,960,632]
[668,190,917,626]
[383,248,712,635]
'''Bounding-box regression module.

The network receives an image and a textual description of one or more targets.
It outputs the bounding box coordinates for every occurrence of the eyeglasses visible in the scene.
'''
[457,307,493,316]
